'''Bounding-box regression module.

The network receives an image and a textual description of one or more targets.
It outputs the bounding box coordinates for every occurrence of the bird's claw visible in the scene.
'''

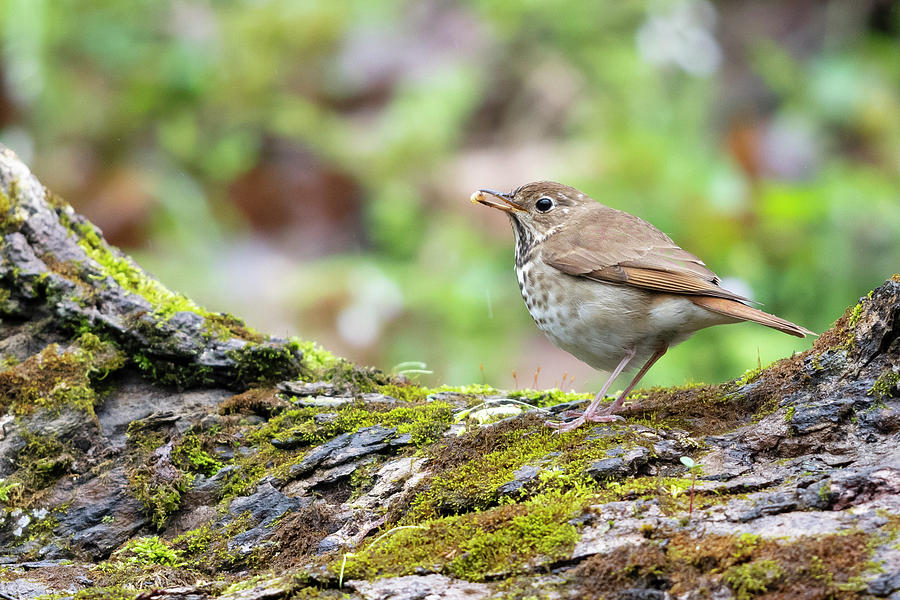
[585,413,625,423]
[544,416,586,433]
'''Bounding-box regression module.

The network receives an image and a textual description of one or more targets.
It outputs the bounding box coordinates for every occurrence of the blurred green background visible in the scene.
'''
[1,0,898,392]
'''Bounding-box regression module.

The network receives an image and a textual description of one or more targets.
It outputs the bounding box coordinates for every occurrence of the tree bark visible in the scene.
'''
[1,144,898,599]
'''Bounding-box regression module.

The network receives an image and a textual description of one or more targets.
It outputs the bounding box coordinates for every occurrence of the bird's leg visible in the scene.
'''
[547,347,636,432]
[587,342,668,421]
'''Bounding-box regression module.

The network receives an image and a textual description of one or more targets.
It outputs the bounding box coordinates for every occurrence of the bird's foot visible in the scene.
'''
[584,412,625,423]
[545,415,586,433]
[556,409,585,420]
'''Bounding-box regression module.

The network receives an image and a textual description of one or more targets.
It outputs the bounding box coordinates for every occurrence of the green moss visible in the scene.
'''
[818,481,832,504]
[0,334,125,416]
[212,397,455,507]
[254,400,455,451]
[0,479,22,504]
[339,487,585,582]
[377,383,434,403]
[868,369,899,400]
[434,383,502,396]
[349,459,379,500]
[784,406,795,423]
[132,352,215,388]
[847,303,864,328]
[115,536,183,567]
[216,449,274,502]
[509,387,593,407]
[227,340,306,387]
[76,222,199,318]
[0,183,24,233]
[67,586,141,599]
[828,290,874,353]
[372,381,575,406]
[124,429,194,529]
[0,288,12,315]
[293,340,340,373]
[14,433,74,491]
[92,536,194,591]
[172,433,224,477]
[407,419,643,521]
[172,512,254,572]
[735,367,764,387]
[128,468,192,530]
[202,312,266,343]
[722,559,785,599]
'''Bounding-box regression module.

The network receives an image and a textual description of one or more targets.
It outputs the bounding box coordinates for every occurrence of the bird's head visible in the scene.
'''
[471,181,589,243]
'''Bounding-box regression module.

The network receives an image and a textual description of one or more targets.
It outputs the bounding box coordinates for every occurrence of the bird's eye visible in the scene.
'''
[535,197,554,212]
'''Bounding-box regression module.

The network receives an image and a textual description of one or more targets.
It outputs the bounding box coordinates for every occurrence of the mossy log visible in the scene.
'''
[1,143,899,599]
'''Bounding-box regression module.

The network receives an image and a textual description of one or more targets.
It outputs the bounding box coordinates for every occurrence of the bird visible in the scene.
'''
[471,181,814,432]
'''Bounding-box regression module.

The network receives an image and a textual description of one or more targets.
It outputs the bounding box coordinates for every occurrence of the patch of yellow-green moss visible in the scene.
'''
[406,419,646,521]
[67,219,267,346]
[63,586,142,600]
[123,428,197,530]
[0,183,24,233]
[0,288,12,316]
[171,511,255,573]
[171,432,224,477]
[509,387,593,407]
[203,313,266,343]
[132,335,338,391]
[209,394,457,507]
[253,400,455,450]
[0,479,22,505]
[784,405,796,423]
[0,432,79,509]
[14,433,74,492]
[847,295,869,329]
[131,352,215,388]
[227,340,307,387]
[339,487,586,582]
[215,439,307,503]
[722,559,785,599]
[294,340,341,373]
[735,366,764,387]
[868,368,899,401]
[128,468,192,530]
[91,535,203,591]
[116,536,183,567]
[0,333,125,416]
[75,222,199,318]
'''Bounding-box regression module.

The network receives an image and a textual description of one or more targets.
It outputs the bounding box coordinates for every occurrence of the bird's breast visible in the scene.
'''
[516,256,653,371]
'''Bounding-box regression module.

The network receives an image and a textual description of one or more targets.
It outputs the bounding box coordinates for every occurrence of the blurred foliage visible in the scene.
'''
[0,0,898,390]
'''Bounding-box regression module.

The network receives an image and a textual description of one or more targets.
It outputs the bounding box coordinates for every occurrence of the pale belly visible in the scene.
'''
[516,259,733,372]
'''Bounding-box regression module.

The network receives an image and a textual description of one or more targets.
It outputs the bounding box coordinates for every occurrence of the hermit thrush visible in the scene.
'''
[472,181,813,432]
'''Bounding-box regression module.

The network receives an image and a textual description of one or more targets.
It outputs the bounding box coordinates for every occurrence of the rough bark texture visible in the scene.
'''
[1,144,899,600]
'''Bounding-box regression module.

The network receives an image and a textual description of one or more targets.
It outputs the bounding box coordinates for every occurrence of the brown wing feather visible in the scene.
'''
[543,204,751,303]
[582,266,751,302]
[689,296,815,338]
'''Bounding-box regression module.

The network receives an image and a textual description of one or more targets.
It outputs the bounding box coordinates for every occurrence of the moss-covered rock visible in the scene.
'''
[2,145,900,599]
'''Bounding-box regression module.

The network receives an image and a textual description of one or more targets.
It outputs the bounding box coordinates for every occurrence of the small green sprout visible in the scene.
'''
[0,479,22,503]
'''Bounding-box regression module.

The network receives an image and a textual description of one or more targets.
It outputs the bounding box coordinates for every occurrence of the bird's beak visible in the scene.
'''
[470,189,526,214]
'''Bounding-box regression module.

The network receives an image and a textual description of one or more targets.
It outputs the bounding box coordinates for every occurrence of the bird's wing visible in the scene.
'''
[542,206,752,303]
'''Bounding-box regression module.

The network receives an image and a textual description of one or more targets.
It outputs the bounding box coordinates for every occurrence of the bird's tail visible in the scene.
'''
[689,296,815,338]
